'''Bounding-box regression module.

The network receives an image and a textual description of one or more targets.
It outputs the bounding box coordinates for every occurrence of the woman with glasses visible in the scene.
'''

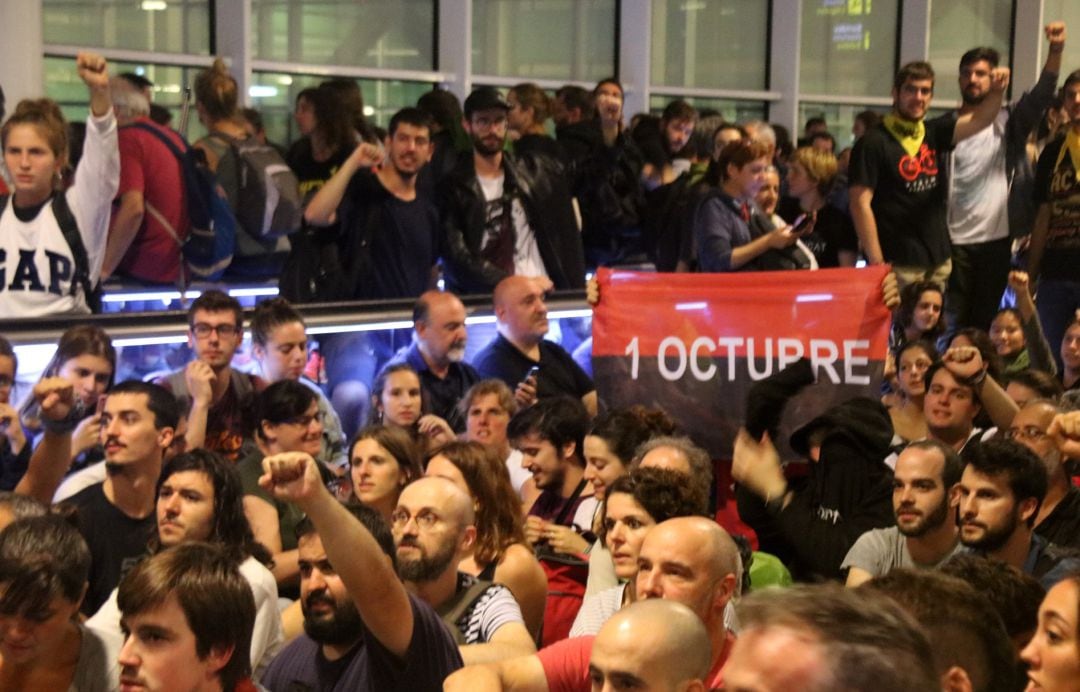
[237,380,329,598]
[250,297,347,473]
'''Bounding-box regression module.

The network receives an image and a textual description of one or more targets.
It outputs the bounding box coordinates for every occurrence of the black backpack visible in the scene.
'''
[0,193,101,312]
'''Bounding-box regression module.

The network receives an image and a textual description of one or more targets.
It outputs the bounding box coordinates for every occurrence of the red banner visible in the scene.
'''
[592,266,892,458]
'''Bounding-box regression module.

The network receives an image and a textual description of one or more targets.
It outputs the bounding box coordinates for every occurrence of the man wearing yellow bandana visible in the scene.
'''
[1029,67,1080,373]
[849,61,1010,290]
[944,23,1066,335]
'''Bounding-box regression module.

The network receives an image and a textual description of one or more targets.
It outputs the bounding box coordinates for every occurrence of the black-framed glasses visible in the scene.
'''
[191,323,239,338]
[284,411,325,428]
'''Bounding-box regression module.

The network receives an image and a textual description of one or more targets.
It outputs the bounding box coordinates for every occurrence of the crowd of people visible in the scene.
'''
[1,17,1080,692]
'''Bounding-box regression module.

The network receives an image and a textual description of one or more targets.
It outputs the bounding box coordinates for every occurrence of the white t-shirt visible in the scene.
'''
[947,110,1010,245]
[478,172,548,279]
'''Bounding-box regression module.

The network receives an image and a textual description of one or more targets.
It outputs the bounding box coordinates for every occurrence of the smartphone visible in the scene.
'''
[520,365,540,386]
[792,213,813,233]
[95,394,108,417]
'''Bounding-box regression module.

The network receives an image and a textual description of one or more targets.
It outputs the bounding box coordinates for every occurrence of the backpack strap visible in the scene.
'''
[436,575,496,645]
[50,192,99,311]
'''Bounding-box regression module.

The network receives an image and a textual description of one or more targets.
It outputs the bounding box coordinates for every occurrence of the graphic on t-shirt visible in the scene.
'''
[897,143,939,185]
[1047,158,1080,247]
[481,194,516,273]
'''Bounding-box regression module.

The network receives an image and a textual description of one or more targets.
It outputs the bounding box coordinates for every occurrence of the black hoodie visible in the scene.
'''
[737,359,895,581]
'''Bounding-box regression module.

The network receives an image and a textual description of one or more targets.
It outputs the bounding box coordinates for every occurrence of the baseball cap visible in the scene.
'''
[464,86,509,118]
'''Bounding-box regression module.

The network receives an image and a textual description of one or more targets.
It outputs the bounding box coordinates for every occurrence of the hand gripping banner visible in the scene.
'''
[591,266,893,459]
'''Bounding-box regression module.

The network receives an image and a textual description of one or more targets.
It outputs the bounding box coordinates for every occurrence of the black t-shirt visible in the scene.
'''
[66,483,153,616]
[472,333,594,402]
[777,198,858,268]
[1032,135,1080,280]
[287,137,351,205]
[848,117,956,267]
[340,170,440,300]
[1036,485,1080,550]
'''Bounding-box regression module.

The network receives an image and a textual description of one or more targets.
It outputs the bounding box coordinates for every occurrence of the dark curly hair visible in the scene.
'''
[896,280,945,342]
[598,466,709,544]
[589,406,678,465]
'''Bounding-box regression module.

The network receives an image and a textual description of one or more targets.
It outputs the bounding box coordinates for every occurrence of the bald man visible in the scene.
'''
[472,276,597,417]
[392,477,536,665]
[392,290,480,431]
[1007,400,1080,550]
[443,517,741,691]
[589,600,712,692]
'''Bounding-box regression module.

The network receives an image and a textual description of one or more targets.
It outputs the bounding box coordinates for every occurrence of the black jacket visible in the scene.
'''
[738,360,895,581]
[439,151,586,295]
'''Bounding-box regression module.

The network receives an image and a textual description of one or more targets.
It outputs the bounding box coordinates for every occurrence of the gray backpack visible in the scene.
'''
[210,133,302,239]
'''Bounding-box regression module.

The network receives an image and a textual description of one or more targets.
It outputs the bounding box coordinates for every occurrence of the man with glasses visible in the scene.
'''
[156,290,266,462]
[257,452,462,691]
[441,86,585,295]
[391,476,535,664]
[1004,399,1080,549]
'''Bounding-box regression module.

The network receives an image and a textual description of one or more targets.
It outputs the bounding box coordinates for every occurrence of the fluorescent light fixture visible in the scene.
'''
[363,106,375,117]
[278,75,293,85]
[796,293,833,303]
[549,309,593,319]
[103,290,191,303]
[676,301,708,311]
[228,287,280,298]
[113,335,189,347]
[248,85,279,98]
[464,315,496,326]
[141,0,167,10]
[307,320,414,335]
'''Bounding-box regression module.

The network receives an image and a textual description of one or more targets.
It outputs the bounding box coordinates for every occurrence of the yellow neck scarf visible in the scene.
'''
[1054,127,1080,183]
[883,113,926,158]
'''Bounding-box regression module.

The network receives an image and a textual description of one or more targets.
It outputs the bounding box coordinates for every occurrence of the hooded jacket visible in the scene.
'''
[737,359,895,581]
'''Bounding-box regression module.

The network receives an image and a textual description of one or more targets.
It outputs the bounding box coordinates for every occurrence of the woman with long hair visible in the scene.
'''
[425,440,547,639]
[885,340,938,444]
[1020,572,1080,692]
[350,424,422,522]
[368,362,454,453]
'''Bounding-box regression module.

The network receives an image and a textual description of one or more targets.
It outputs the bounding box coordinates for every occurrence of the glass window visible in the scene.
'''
[44,57,207,141]
[797,103,888,152]
[250,72,434,148]
[43,0,210,54]
[799,0,900,97]
[251,0,434,71]
[651,0,768,90]
[927,1,1013,106]
[471,0,615,81]
[1043,1,1080,71]
[649,96,767,126]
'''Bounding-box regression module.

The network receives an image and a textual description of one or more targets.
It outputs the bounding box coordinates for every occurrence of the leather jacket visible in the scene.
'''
[439,150,586,295]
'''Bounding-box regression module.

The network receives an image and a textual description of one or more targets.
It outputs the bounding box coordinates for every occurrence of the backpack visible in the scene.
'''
[209,133,302,240]
[533,478,591,647]
[125,122,237,283]
[0,193,102,312]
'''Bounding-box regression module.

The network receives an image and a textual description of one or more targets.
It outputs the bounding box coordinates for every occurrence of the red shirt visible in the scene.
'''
[114,117,189,283]
[538,630,736,691]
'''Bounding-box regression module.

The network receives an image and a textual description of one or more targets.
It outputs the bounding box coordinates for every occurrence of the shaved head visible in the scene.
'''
[590,599,711,692]
[393,476,477,583]
[399,476,475,527]
[493,275,549,345]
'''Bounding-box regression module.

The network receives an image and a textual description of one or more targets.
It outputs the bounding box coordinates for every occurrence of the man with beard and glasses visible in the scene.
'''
[941,23,1066,332]
[440,86,585,295]
[844,440,968,586]
[257,452,461,691]
[391,477,535,664]
[304,106,440,301]
[26,379,180,616]
[956,438,1080,589]
[388,291,479,433]
[1006,402,1080,550]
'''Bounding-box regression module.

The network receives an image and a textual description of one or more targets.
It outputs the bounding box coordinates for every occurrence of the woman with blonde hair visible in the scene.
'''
[779,146,858,267]
[508,82,561,160]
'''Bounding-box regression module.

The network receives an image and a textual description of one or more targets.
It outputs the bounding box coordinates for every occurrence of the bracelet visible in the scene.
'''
[960,368,988,389]
[40,414,80,435]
